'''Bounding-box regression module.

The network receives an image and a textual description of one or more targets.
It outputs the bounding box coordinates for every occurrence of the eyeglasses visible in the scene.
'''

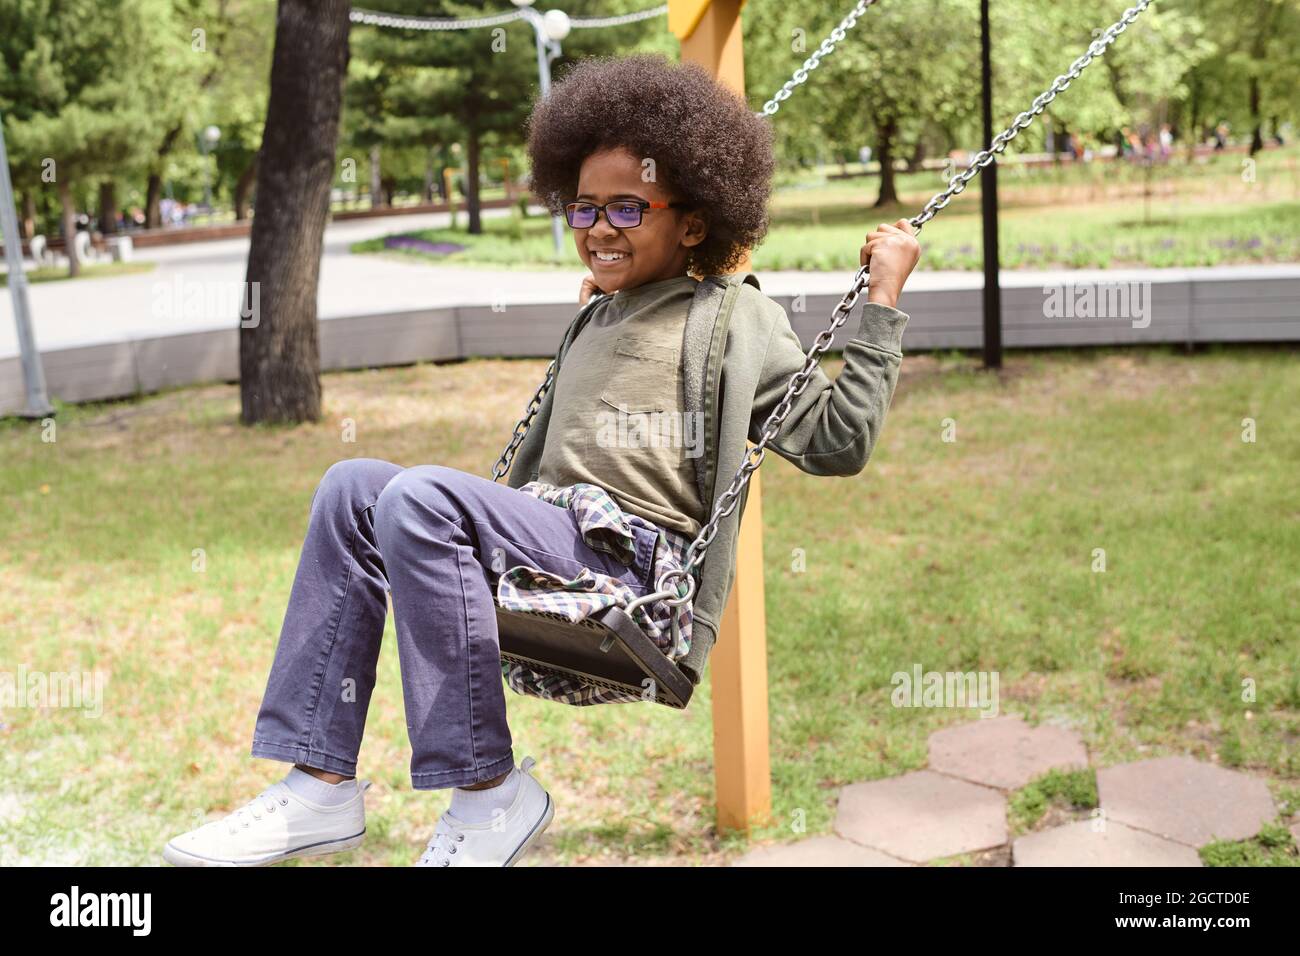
[563,199,690,229]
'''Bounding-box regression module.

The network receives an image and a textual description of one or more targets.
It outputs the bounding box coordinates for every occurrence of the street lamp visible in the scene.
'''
[200,125,221,224]
[512,0,571,257]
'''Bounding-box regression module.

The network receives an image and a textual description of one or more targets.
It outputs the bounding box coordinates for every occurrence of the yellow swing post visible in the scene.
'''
[670,0,772,837]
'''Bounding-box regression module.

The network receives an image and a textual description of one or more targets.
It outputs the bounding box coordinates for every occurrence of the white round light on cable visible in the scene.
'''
[543,9,571,40]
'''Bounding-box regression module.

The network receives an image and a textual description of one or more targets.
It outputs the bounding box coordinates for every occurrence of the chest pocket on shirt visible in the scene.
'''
[599,337,679,415]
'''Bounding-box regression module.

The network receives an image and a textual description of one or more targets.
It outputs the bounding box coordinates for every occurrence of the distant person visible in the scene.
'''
[1159,123,1173,160]
[1128,128,1145,162]
[1214,123,1228,150]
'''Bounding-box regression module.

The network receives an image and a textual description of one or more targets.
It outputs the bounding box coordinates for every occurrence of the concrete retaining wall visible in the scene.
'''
[3,270,1297,417]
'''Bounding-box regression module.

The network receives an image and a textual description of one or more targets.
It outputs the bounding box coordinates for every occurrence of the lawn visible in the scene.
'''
[0,260,156,288]
[1,346,1298,865]
[351,145,1300,272]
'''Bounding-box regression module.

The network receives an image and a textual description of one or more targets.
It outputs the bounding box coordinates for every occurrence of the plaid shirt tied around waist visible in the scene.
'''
[496,480,696,707]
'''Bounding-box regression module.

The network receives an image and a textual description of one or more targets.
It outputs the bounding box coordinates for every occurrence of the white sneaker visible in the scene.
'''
[416,756,554,867]
[163,777,373,866]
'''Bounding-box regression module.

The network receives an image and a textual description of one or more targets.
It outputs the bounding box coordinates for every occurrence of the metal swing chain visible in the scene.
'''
[489,356,556,482]
[492,0,1156,608]
[759,0,882,117]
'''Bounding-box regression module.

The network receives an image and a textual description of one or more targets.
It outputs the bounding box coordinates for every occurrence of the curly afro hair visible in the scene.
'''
[524,53,775,276]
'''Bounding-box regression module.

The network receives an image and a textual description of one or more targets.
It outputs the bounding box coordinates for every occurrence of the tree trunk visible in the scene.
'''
[146,173,163,229]
[369,144,383,208]
[239,0,350,425]
[99,181,119,235]
[234,158,258,220]
[1248,75,1263,156]
[21,192,36,240]
[423,147,435,203]
[57,179,80,278]
[465,129,482,234]
[874,118,899,207]
[906,138,926,173]
[146,124,183,228]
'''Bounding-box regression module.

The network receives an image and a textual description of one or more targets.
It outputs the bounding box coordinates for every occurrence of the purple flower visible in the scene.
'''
[384,235,465,256]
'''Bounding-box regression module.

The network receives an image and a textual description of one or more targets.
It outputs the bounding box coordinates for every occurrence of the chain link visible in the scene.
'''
[349,6,526,31]
[568,4,669,29]
[759,0,880,116]
[490,0,1156,607]
[909,0,1153,230]
[488,358,557,482]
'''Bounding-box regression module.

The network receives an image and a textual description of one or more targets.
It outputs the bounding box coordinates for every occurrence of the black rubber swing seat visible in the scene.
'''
[496,604,695,709]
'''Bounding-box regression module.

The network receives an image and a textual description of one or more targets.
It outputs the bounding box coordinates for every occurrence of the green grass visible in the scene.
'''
[1,346,1298,865]
[0,260,156,287]
[1200,822,1299,866]
[351,145,1300,271]
[1008,768,1099,837]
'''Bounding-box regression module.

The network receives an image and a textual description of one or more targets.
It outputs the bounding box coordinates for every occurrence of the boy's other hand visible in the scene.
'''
[579,274,608,305]
[860,219,921,310]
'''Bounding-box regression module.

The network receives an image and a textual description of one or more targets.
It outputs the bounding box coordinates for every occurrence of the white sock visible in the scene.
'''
[283,766,359,806]
[448,766,521,824]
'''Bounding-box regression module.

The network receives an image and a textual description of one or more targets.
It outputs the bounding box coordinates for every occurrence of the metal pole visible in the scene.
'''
[979,0,1003,369]
[0,107,54,417]
[526,9,566,258]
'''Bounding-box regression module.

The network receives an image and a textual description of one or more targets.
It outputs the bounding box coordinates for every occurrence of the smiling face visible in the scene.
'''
[571,146,708,292]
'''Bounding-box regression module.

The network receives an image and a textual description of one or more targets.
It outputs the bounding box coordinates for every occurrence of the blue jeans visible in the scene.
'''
[249,459,659,790]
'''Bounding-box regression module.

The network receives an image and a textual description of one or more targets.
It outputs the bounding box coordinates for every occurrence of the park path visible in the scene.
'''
[4,207,1296,358]
[730,715,1292,866]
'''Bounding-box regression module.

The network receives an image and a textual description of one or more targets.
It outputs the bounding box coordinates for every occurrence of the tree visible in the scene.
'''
[346,0,661,233]
[743,0,979,207]
[1181,0,1300,152]
[0,0,188,273]
[239,0,350,425]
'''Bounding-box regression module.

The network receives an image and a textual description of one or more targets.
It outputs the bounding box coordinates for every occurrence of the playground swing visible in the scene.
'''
[489,0,1156,709]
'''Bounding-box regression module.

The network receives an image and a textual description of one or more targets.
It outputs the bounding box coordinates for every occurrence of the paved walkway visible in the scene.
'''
[731,715,1290,866]
[5,207,1297,358]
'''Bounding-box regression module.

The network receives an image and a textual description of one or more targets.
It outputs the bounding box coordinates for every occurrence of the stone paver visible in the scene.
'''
[736,729,1284,866]
[928,714,1089,790]
[834,770,1007,863]
[731,835,912,866]
[1013,819,1203,867]
[1097,756,1277,846]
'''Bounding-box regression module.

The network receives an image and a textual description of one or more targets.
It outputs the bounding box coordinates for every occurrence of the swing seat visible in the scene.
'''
[496,604,695,709]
